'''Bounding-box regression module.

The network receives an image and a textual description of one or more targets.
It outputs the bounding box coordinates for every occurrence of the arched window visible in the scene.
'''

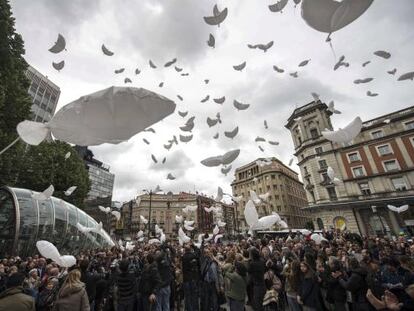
[316,218,324,230]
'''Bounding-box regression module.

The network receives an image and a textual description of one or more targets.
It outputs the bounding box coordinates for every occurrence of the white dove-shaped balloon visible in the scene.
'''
[140,215,148,224]
[98,206,111,214]
[148,239,161,245]
[36,240,76,268]
[278,220,288,229]
[155,224,163,235]
[175,215,183,223]
[311,233,327,245]
[259,192,270,201]
[232,195,243,203]
[322,117,362,144]
[184,223,195,231]
[64,186,77,196]
[387,204,409,213]
[137,230,144,238]
[214,234,224,243]
[249,190,262,205]
[213,225,220,235]
[178,227,191,244]
[217,220,226,227]
[111,210,121,221]
[32,185,54,201]
[184,220,195,226]
[76,223,94,233]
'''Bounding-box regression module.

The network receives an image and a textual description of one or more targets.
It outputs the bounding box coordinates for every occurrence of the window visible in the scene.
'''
[318,159,327,169]
[391,177,407,191]
[352,166,365,177]
[348,152,360,162]
[315,146,323,155]
[303,166,308,175]
[271,175,275,180]
[383,160,399,172]
[320,172,329,183]
[327,187,337,200]
[405,121,414,130]
[371,130,384,139]
[359,182,371,195]
[310,128,319,139]
[377,144,392,156]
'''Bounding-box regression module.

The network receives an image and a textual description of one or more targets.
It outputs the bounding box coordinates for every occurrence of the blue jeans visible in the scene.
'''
[287,295,301,311]
[183,280,199,311]
[156,285,171,311]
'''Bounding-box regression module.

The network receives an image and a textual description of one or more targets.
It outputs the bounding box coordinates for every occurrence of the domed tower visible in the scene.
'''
[285,100,352,230]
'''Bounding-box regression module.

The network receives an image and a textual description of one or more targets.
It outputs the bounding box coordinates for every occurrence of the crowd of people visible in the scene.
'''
[1,230,414,311]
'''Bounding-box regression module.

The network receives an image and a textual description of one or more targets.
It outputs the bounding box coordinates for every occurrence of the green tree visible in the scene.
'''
[0,0,32,185]
[18,141,91,208]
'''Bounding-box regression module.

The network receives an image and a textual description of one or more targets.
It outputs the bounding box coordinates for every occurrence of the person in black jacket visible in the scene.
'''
[247,247,266,311]
[338,257,370,311]
[140,253,161,311]
[298,261,324,311]
[181,242,200,311]
[79,259,101,311]
[324,258,347,311]
[116,259,137,311]
[155,249,173,311]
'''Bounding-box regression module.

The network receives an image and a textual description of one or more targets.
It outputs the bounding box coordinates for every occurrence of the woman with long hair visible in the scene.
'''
[298,261,323,311]
[55,269,90,311]
[283,260,302,311]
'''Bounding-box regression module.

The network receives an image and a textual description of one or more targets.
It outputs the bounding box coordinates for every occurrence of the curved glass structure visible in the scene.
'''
[0,187,114,258]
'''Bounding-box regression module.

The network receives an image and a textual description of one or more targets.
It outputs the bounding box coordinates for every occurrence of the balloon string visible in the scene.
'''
[0,137,20,156]
[328,40,337,62]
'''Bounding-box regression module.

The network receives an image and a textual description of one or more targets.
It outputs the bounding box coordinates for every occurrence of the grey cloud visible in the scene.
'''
[111,0,214,62]
[149,149,195,173]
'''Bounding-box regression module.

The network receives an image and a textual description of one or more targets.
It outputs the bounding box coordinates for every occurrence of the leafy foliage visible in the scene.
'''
[17,141,91,208]
[0,0,33,185]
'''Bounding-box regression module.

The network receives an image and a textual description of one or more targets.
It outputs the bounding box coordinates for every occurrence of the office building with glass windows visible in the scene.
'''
[25,65,60,123]
[74,146,115,200]
[0,187,114,258]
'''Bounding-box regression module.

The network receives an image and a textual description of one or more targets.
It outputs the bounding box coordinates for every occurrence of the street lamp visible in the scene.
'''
[371,205,386,236]
[143,185,162,237]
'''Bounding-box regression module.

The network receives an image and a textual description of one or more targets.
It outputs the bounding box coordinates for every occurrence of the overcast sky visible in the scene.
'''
[10,0,414,203]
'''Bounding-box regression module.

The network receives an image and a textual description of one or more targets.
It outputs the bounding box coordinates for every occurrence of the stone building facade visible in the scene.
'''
[120,192,235,238]
[285,101,414,235]
[231,158,309,231]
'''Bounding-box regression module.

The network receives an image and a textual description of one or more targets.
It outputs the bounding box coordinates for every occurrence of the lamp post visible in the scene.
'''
[371,206,386,236]
[143,185,162,237]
